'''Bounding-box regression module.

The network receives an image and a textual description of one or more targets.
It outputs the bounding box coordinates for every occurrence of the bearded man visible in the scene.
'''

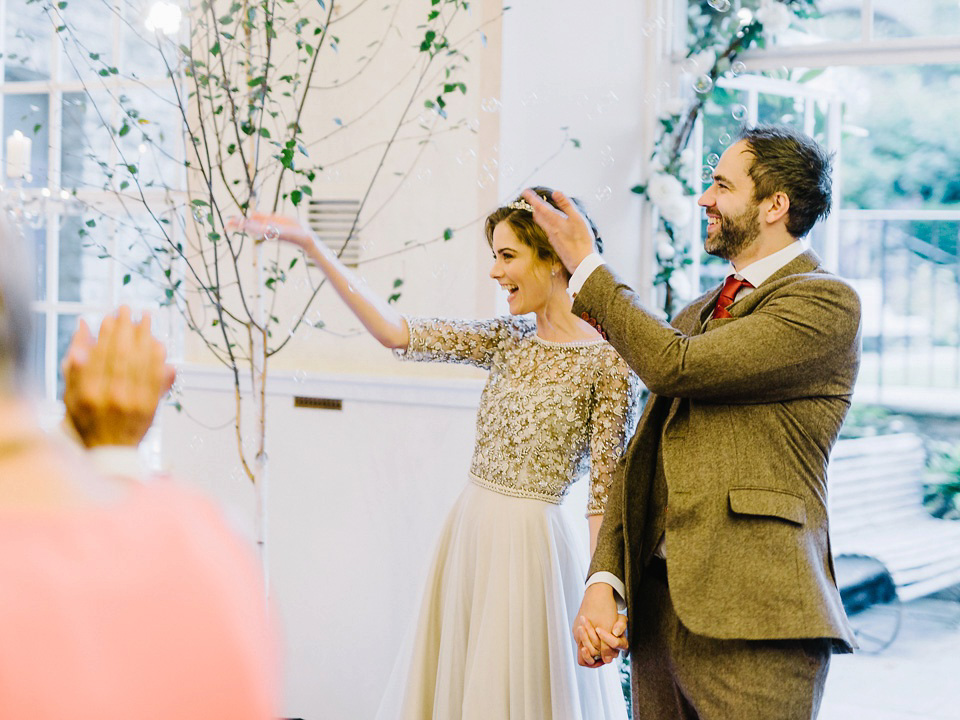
[524,124,862,720]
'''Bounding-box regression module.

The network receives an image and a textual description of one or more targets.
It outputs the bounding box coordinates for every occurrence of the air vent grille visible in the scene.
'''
[294,396,343,411]
[306,199,362,267]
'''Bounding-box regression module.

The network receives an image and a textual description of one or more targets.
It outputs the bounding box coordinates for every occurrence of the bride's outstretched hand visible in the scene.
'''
[227,212,314,251]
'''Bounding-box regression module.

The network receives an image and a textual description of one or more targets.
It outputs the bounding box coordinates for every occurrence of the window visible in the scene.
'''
[1,0,182,402]
[678,1,960,406]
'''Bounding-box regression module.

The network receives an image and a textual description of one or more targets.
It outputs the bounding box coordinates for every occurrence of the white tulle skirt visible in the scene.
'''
[376,480,627,720]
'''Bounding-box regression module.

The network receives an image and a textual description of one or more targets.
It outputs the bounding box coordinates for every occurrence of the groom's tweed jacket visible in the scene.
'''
[576,249,860,651]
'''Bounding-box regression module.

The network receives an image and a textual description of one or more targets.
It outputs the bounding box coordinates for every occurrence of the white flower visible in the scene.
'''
[679,148,694,168]
[691,49,717,74]
[647,173,684,206]
[659,195,694,228]
[668,271,692,301]
[755,0,793,35]
[661,97,687,117]
[656,239,676,261]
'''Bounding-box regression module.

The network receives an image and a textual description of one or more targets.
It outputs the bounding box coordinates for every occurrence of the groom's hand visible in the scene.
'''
[574,583,627,668]
[522,189,595,276]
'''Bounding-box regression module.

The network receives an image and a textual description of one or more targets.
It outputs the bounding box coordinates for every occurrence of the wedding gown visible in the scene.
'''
[377,316,640,720]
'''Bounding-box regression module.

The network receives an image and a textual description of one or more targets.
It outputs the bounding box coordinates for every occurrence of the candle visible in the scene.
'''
[6,130,31,180]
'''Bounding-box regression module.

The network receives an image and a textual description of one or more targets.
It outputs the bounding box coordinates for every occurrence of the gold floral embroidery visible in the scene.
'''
[396,316,640,515]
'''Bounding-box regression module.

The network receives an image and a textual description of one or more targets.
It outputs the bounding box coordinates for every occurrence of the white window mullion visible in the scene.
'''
[862,0,875,43]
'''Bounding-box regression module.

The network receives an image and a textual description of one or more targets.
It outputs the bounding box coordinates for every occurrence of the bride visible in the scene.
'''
[237,188,637,719]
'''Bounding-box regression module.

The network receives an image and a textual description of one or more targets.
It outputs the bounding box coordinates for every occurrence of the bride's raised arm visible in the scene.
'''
[231,213,410,350]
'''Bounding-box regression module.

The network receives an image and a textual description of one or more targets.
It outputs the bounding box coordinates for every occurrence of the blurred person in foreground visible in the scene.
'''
[0,216,277,720]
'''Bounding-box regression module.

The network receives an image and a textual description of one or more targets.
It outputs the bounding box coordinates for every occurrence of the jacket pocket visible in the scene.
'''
[728,487,806,526]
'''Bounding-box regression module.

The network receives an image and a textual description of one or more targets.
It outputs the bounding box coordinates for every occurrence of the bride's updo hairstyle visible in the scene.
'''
[484,186,602,280]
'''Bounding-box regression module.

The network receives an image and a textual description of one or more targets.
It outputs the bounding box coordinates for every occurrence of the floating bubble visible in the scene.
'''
[701,165,715,182]
[416,167,432,181]
[706,153,720,166]
[731,60,747,76]
[293,369,306,384]
[693,75,713,94]
[480,97,501,113]
[708,0,731,10]
[192,207,205,224]
[477,172,495,189]
[189,435,204,451]
[731,104,748,121]
[681,57,698,75]
[641,20,656,38]
[594,185,612,203]
[718,132,732,146]
[501,162,515,178]
[520,91,539,107]
[325,168,342,183]
[455,147,477,165]
[263,225,280,242]
[467,118,480,132]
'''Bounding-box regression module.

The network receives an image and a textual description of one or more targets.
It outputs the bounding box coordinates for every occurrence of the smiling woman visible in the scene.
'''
[235,199,640,718]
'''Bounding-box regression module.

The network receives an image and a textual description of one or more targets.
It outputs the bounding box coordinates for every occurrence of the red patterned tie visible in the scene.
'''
[712,275,752,319]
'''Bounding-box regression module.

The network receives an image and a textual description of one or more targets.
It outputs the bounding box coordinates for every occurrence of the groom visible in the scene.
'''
[524,124,860,719]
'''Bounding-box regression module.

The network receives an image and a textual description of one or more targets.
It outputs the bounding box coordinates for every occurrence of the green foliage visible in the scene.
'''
[925,442,960,520]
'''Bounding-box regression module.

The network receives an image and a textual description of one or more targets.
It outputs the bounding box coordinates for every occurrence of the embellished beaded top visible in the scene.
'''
[396,316,640,515]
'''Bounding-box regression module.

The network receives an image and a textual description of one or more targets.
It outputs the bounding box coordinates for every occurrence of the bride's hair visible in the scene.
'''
[484,186,602,280]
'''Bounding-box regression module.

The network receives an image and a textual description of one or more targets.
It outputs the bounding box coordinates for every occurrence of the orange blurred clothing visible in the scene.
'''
[0,480,276,720]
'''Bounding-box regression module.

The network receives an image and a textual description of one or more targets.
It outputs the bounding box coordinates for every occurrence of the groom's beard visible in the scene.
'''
[705,203,761,261]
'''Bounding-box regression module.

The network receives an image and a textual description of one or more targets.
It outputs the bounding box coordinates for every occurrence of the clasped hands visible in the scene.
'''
[574,582,628,668]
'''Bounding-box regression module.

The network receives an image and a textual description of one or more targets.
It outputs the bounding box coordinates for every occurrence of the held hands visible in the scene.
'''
[63,307,176,448]
[521,188,597,276]
[226,212,316,252]
[574,582,628,668]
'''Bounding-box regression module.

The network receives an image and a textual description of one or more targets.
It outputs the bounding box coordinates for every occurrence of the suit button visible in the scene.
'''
[581,312,590,321]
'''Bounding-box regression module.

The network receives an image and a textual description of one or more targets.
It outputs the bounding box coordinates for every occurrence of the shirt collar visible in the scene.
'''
[733,241,806,288]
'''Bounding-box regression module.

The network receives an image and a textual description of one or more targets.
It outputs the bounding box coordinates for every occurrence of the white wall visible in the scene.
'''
[162,2,652,718]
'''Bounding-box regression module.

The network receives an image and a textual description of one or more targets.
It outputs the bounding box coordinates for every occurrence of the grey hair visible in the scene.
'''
[0,214,34,392]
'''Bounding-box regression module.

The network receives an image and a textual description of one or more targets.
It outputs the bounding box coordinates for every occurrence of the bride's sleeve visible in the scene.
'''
[393,316,514,370]
[586,352,641,516]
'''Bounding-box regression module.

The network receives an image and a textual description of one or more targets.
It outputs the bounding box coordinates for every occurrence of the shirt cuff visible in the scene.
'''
[586,571,627,613]
[567,253,606,298]
[86,446,145,481]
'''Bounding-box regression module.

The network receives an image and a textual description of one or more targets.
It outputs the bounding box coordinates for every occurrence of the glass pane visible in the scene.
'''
[2,94,50,187]
[757,91,807,130]
[25,224,47,302]
[839,64,960,211]
[28,311,45,396]
[3,0,52,82]
[56,313,79,400]
[116,213,172,312]
[58,214,113,304]
[789,0,862,43]
[873,0,960,39]
[122,0,173,81]
[58,2,116,83]
[117,84,184,191]
[60,91,115,191]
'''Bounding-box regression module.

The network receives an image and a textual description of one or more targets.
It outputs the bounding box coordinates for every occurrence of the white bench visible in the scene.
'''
[828,433,960,602]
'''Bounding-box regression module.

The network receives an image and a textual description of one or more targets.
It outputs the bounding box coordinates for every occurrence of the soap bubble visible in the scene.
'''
[718,132,732,146]
[708,0,731,11]
[693,75,714,94]
[263,225,280,242]
[706,153,720,166]
[594,185,612,202]
[731,104,748,121]
[701,165,715,182]
[731,60,746,76]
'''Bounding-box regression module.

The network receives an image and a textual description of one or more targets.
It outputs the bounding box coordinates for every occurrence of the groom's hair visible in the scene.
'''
[738,124,833,239]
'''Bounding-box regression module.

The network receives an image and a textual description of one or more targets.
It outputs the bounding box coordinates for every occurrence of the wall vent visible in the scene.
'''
[294,396,343,411]
[306,199,362,267]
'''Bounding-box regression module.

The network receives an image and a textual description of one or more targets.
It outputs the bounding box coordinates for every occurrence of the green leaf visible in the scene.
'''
[290,189,302,206]
[210,41,220,56]
[85,219,97,228]
[630,184,647,195]
[388,292,402,304]
[443,228,453,241]
[119,180,129,190]
[393,278,404,288]
[126,164,138,174]
[570,138,581,148]
[259,127,271,138]
[118,122,130,137]
[122,274,131,285]
[33,123,42,134]
[301,184,313,196]
[289,258,298,270]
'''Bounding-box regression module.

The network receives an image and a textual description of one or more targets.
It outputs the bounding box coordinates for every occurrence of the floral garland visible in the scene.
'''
[632,0,820,318]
